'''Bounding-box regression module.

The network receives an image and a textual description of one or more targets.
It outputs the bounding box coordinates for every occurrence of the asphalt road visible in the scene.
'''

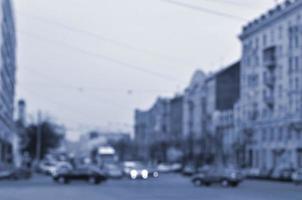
[0,174,301,200]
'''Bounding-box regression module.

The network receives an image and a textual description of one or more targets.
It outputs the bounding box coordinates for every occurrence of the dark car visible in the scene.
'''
[10,167,32,180]
[53,165,107,184]
[192,168,244,187]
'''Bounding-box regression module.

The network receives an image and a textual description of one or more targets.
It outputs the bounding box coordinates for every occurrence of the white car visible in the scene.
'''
[39,161,72,176]
[292,169,302,185]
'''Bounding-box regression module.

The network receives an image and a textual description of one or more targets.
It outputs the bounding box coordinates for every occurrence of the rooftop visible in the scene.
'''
[240,0,302,39]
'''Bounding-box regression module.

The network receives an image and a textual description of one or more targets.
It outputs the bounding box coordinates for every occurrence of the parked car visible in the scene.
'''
[280,169,295,181]
[104,163,123,179]
[245,168,261,178]
[37,161,58,175]
[53,165,107,184]
[157,163,174,173]
[10,167,32,180]
[170,163,182,173]
[40,161,73,176]
[182,164,195,176]
[291,169,302,185]
[0,169,12,180]
[191,168,244,187]
[123,161,149,180]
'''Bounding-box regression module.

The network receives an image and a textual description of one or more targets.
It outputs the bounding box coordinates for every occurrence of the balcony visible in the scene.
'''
[263,73,276,88]
[263,91,274,108]
[290,112,302,131]
[263,46,277,70]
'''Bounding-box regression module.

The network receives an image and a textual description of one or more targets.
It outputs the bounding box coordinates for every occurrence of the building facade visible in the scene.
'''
[0,0,18,168]
[168,95,183,145]
[182,70,207,164]
[205,62,241,165]
[135,98,170,162]
[238,0,302,171]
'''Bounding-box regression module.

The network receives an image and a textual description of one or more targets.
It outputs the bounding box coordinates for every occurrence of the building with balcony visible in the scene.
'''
[238,0,302,171]
[0,0,18,168]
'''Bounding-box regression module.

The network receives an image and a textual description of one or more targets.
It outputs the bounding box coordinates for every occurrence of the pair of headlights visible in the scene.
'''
[130,169,149,179]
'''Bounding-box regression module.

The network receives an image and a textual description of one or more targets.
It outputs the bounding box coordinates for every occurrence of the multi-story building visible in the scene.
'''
[135,98,170,162]
[168,95,183,145]
[205,62,240,165]
[238,0,302,171]
[182,70,207,164]
[0,0,18,167]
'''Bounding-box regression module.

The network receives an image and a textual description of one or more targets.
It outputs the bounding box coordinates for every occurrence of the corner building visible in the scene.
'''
[0,0,18,167]
[238,0,302,171]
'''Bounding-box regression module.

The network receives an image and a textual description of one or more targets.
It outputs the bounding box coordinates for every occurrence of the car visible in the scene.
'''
[191,168,244,187]
[53,165,107,184]
[182,164,195,176]
[280,169,295,181]
[51,162,73,177]
[157,163,174,173]
[146,165,159,178]
[0,169,13,180]
[10,167,32,180]
[104,163,123,179]
[291,169,302,185]
[123,161,150,180]
[37,161,58,175]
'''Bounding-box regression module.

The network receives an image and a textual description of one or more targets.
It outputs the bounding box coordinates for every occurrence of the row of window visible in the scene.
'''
[259,126,302,143]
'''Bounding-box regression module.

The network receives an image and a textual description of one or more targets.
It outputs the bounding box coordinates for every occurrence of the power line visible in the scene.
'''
[20,65,174,95]
[17,11,190,66]
[160,0,248,21]
[19,66,132,110]
[199,0,258,9]
[19,30,181,84]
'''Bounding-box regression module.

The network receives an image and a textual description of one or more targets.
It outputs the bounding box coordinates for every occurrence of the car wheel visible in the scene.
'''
[193,179,202,187]
[89,177,100,185]
[58,176,68,184]
[221,180,230,187]
[231,182,239,187]
[203,182,211,187]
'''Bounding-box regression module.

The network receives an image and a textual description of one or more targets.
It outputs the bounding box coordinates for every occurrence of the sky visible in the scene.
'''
[14,0,279,141]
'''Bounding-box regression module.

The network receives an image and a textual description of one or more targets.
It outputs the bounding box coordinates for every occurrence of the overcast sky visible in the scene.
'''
[14,0,279,141]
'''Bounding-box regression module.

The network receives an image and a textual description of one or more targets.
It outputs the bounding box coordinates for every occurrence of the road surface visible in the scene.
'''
[0,174,301,200]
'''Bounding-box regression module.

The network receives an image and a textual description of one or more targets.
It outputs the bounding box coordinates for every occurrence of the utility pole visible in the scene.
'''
[35,111,42,163]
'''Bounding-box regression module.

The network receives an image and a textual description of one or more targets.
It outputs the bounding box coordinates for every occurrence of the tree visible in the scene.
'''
[23,121,65,160]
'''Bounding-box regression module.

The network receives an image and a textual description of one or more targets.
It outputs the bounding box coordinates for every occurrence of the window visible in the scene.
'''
[278,85,283,98]
[278,25,283,39]
[278,127,283,142]
[295,56,299,72]
[262,128,267,141]
[289,57,293,74]
[263,33,267,47]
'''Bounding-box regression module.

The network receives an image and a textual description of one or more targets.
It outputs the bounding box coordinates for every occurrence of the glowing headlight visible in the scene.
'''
[130,170,138,179]
[141,169,148,179]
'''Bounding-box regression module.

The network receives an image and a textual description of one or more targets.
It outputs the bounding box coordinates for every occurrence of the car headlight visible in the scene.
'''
[130,170,138,179]
[141,170,148,179]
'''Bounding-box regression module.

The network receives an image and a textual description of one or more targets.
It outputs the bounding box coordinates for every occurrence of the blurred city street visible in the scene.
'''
[0,174,301,200]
